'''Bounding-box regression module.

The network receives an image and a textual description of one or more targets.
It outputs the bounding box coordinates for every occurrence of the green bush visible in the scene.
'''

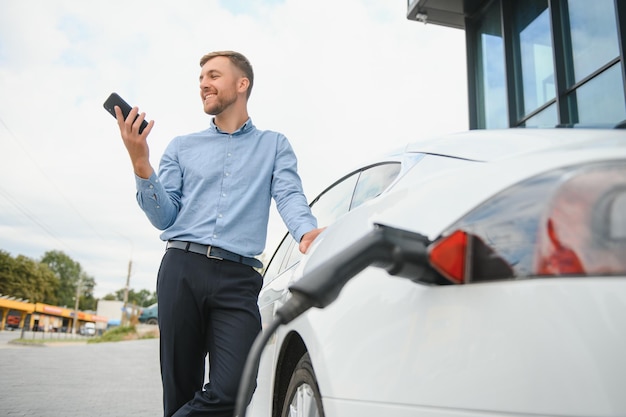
[88,325,137,343]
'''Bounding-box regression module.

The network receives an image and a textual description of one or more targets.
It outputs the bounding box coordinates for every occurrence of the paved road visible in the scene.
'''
[0,330,162,416]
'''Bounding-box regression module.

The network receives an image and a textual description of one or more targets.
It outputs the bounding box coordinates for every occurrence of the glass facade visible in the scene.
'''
[474,1,507,128]
[524,102,557,128]
[514,0,556,120]
[567,0,620,84]
[463,0,625,128]
[573,63,626,125]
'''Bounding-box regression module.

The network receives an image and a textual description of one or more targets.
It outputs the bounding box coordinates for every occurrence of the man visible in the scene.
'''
[114,50,323,417]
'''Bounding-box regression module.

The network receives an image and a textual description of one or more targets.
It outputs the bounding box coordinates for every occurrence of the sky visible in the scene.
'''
[0,0,468,300]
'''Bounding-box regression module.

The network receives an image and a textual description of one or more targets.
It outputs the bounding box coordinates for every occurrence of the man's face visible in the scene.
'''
[199,56,244,115]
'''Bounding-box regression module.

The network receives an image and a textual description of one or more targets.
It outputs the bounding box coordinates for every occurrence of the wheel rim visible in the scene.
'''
[288,383,320,417]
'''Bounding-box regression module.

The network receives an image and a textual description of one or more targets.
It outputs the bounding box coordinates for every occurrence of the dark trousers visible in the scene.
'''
[157,248,262,417]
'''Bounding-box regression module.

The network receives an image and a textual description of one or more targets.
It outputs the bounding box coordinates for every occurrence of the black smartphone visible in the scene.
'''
[103,92,148,134]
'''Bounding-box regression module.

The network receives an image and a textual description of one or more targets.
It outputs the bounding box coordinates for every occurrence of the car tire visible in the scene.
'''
[281,352,325,417]
[147,318,158,325]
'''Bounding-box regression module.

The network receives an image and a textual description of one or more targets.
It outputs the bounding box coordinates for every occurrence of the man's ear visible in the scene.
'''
[238,77,250,95]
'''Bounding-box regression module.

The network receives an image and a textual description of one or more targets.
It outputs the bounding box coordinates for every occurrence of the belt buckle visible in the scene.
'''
[206,245,223,261]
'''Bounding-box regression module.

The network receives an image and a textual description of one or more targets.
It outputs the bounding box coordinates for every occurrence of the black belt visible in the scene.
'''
[166,241,263,269]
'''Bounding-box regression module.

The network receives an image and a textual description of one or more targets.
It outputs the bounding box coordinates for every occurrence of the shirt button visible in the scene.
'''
[227,153,232,157]
[218,214,223,218]
[222,193,226,197]
[156,205,160,209]
[149,185,154,189]
[225,172,230,176]
[213,234,218,238]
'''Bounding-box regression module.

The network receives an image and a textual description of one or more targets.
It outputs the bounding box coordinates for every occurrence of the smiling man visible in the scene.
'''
[114,50,323,417]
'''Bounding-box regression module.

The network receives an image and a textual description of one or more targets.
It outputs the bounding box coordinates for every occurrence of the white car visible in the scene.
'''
[79,322,96,336]
[245,128,626,417]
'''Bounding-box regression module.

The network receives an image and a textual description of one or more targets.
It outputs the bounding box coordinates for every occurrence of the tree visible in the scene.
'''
[78,271,97,311]
[40,250,87,308]
[105,287,157,307]
[1,249,97,310]
[0,250,59,303]
[131,288,157,307]
[0,250,17,296]
[14,255,59,304]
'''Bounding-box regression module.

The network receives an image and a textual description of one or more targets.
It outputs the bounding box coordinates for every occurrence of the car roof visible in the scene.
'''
[404,128,626,162]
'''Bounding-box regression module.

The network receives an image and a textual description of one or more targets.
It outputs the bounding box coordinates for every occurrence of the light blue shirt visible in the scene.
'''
[135,118,317,257]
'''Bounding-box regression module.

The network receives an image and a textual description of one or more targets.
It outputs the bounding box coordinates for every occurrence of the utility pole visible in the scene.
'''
[72,279,82,335]
[122,259,132,326]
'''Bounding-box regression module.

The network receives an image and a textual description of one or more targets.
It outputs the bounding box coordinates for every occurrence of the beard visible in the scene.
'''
[203,90,237,115]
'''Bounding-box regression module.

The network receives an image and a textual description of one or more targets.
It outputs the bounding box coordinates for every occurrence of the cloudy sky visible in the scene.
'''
[0,0,468,299]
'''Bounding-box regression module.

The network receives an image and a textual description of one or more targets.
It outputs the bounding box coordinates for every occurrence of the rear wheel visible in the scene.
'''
[281,352,325,417]
[146,318,158,325]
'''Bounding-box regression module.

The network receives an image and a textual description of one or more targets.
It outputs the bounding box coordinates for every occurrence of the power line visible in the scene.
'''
[0,115,136,281]
[0,115,109,242]
[0,185,74,253]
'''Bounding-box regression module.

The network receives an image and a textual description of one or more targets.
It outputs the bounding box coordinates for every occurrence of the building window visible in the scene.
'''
[513,0,556,124]
[473,1,507,128]
[570,63,626,124]
[567,0,620,84]
[462,0,625,128]
[560,0,625,125]
[524,102,558,127]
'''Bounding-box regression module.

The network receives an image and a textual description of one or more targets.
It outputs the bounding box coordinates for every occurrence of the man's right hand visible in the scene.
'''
[115,105,155,179]
[299,227,326,254]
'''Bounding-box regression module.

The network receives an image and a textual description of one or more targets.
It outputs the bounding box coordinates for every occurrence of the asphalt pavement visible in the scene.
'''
[0,329,163,416]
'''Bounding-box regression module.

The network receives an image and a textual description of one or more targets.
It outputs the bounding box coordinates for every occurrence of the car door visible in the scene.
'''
[252,162,402,415]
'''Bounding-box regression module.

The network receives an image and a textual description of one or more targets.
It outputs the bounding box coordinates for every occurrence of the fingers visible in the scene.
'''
[125,106,139,133]
[113,105,126,129]
[142,119,155,136]
[298,227,326,253]
[114,106,153,137]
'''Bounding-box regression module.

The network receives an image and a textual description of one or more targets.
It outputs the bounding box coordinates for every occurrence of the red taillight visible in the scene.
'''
[536,218,585,274]
[428,229,515,284]
[428,230,467,284]
[535,163,626,276]
[428,160,626,284]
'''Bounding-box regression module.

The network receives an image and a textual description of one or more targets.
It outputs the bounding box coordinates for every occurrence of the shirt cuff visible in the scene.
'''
[135,172,160,191]
[295,224,317,242]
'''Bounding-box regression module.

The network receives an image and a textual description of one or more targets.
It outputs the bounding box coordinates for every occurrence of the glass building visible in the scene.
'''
[407,0,626,129]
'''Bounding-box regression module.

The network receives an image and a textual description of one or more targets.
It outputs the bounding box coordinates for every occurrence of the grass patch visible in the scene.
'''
[11,338,49,345]
[10,336,87,346]
[88,325,158,343]
[88,325,137,343]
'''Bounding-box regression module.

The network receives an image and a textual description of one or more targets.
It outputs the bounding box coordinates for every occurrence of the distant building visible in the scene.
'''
[0,295,106,332]
[96,299,124,328]
[407,0,626,128]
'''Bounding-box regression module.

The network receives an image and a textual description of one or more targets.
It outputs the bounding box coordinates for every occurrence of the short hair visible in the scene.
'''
[200,51,254,98]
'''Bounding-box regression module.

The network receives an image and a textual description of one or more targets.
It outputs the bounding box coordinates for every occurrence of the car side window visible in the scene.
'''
[263,162,401,285]
[277,174,361,275]
[282,239,302,274]
[351,163,401,210]
[263,234,293,283]
[281,163,401,275]
[264,174,360,284]
[310,174,359,227]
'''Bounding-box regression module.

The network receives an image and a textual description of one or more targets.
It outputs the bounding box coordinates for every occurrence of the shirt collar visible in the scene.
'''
[210,117,255,135]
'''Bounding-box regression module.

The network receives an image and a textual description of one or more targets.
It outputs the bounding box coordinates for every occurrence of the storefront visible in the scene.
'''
[0,295,107,332]
[407,0,626,128]
[0,296,34,331]
[31,303,107,332]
